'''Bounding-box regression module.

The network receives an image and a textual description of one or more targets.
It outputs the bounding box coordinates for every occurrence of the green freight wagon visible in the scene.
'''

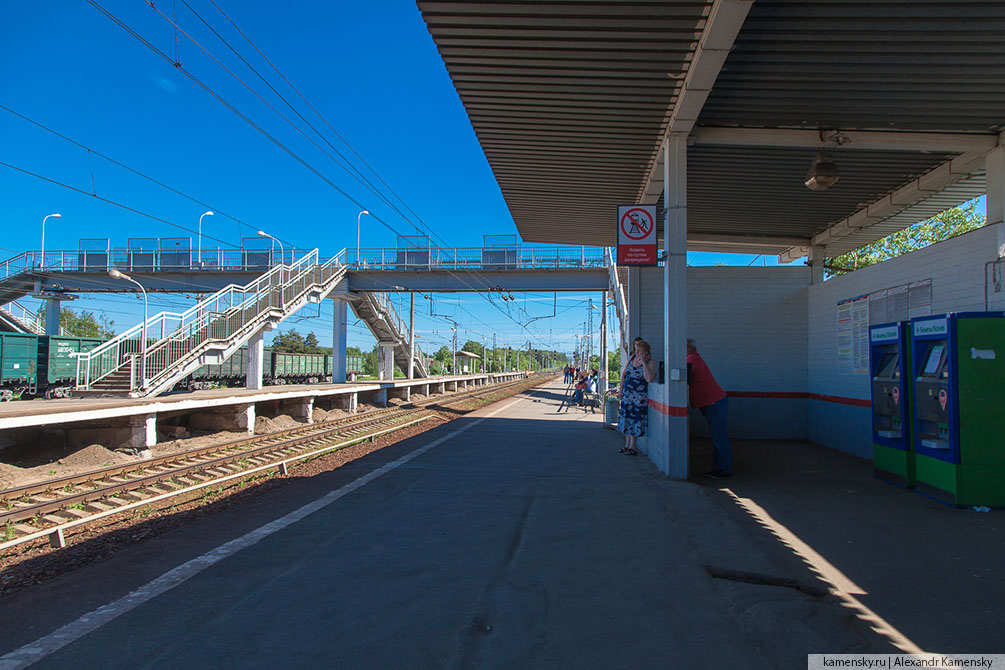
[0,333,39,401]
[37,335,104,398]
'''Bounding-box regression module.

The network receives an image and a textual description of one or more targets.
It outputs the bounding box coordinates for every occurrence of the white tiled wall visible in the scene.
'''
[807,224,1003,457]
[635,266,811,440]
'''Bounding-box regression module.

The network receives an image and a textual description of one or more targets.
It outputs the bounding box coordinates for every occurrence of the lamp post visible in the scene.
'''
[108,269,148,390]
[256,230,284,266]
[197,211,214,266]
[39,213,62,269]
[356,210,369,265]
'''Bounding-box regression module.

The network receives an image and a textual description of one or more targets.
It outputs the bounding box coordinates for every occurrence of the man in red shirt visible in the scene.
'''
[687,339,732,477]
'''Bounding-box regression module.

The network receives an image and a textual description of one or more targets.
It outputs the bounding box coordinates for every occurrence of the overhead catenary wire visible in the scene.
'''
[0,103,258,239]
[88,0,405,244]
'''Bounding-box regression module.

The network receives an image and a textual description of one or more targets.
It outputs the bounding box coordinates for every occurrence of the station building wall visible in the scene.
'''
[633,266,811,443]
[806,223,1004,458]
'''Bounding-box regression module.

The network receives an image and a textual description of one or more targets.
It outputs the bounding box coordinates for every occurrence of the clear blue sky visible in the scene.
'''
[0,2,873,358]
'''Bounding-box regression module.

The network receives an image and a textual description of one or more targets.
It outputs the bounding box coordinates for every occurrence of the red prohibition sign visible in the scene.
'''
[620,208,653,240]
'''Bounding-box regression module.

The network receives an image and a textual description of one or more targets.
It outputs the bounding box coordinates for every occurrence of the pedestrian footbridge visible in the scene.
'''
[0,239,616,398]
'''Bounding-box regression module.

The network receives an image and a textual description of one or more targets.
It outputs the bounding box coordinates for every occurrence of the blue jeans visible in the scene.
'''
[699,397,732,473]
[573,389,583,404]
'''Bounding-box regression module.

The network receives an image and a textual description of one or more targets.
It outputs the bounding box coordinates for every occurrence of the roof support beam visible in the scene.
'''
[690,127,1000,153]
[637,0,754,205]
[779,149,996,262]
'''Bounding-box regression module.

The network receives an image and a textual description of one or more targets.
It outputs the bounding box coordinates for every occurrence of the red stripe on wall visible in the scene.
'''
[725,390,870,408]
[647,398,688,417]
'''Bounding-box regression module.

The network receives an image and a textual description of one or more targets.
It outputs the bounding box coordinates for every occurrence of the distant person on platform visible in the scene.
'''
[687,338,732,478]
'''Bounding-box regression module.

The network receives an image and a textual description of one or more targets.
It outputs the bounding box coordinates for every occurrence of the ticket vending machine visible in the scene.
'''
[910,312,1005,507]
[869,322,913,487]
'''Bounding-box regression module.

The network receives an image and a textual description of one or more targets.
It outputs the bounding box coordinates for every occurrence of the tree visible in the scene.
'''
[304,332,320,351]
[461,340,483,357]
[826,200,986,277]
[59,308,115,338]
[272,330,307,353]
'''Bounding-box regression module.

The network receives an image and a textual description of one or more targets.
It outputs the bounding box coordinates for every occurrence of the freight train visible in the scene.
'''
[0,332,365,400]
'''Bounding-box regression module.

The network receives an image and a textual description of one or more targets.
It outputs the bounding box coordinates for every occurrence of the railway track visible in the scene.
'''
[1,375,547,552]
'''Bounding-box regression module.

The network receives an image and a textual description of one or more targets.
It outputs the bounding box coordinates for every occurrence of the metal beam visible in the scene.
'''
[637,0,755,205]
[690,127,1000,153]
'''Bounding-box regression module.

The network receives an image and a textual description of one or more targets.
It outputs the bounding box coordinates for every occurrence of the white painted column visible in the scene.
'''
[807,245,826,285]
[44,297,61,335]
[664,134,689,480]
[332,298,348,383]
[986,144,1005,257]
[247,328,267,390]
[408,293,415,379]
[379,343,394,380]
[600,290,608,396]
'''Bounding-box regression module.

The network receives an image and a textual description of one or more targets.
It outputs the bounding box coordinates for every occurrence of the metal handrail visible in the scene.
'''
[0,248,318,282]
[0,300,44,334]
[606,249,629,355]
[347,246,607,271]
[76,249,349,394]
[357,292,428,377]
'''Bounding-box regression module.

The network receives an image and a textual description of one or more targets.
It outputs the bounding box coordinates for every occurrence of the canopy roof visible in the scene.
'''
[418,1,1003,259]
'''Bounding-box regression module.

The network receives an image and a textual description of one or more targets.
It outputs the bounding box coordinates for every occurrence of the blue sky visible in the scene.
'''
[1,2,829,357]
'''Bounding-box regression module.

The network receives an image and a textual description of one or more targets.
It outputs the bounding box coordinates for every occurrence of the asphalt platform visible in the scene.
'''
[0,378,1000,668]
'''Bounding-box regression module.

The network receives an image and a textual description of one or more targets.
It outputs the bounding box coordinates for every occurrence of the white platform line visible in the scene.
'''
[0,391,536,669]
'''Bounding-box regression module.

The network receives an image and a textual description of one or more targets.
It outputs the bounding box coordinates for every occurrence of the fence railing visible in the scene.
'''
[0,300,44,334]
[1,245,608,284]
[362,292,427,377]
[77,249,349,394]
[606,249,629,355]
[347,246,606,271]
[0,248,316,282]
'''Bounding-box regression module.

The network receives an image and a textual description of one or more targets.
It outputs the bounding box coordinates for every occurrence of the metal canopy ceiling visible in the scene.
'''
[418,1,1004,257]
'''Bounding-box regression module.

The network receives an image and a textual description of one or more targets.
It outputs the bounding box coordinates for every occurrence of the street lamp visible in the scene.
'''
[356,210,369,265]
[256,230,285,267]
[107,269,148,390]
[197,211,214,266]
[39,213,62,268]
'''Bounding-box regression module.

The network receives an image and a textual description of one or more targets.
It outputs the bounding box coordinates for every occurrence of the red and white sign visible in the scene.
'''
[938,388,948,411]
[617,204,657,265]
[892,386,900,405]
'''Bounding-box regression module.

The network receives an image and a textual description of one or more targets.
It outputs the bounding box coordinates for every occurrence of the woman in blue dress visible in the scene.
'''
[617,338,658,455]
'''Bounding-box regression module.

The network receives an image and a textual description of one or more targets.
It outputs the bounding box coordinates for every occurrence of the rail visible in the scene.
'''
[0,247,315,282]
[367,292,427,376]
[0,300,44,334]
[0,245,607,283]
[348,246,606,271]
[76,248,349,395]
[606,249,629,354]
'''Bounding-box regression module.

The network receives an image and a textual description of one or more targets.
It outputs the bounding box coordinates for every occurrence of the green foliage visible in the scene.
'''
[434,346,452,363]
[826,200,986,277]
[271,330,330,354]
[461,340,483,357]
[58,308,115,338]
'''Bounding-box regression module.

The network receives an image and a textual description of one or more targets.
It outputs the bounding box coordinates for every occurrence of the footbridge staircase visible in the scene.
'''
[75,249,349,397]
[351,292,428,378]
[606,249,630,359]
[0,301,44,335]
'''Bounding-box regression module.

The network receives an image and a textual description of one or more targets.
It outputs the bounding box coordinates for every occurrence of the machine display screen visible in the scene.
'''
[922,344,946,377]
[875,352,899,379]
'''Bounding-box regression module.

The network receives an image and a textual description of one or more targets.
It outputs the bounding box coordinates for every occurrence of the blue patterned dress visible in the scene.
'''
[617,358,649,437]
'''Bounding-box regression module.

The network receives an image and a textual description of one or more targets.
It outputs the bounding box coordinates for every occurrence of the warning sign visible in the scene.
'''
[617,204,657,265]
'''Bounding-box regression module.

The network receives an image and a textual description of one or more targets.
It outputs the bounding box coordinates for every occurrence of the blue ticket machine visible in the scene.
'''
[869,321,913,487]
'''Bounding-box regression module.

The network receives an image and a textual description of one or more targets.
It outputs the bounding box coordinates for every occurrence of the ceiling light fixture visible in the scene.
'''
[804,150,840,191]
[805,130,850,192]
